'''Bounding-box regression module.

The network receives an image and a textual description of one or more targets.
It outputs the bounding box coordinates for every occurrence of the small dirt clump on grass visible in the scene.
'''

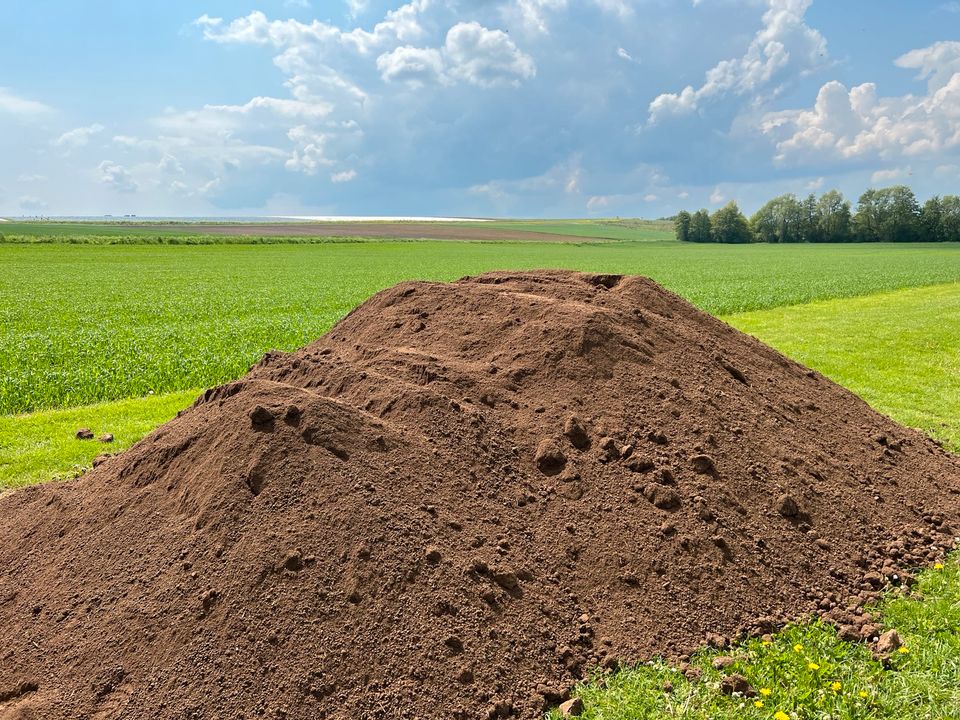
[1,270,959,719]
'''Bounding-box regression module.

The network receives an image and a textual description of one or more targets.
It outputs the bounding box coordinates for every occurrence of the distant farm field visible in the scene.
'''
[0,218,673,244]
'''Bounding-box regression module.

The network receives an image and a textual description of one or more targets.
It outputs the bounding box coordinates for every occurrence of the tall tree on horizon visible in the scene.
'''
[689,209,712,243]
[817,190,852,242]
[675,210,691,242]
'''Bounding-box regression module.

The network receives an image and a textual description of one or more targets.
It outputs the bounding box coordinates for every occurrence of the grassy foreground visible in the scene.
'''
[1,238,959,718]
[550,557,960,719]
[4,241,960,415]
[0,390,197,489]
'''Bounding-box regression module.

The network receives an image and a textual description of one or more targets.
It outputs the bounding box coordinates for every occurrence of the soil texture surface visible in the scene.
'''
[2,270,959,720]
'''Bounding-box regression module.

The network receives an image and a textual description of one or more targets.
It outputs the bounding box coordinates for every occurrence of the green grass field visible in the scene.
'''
[2,228,960,718]
[4,241,960,415]
[484,219,674,241]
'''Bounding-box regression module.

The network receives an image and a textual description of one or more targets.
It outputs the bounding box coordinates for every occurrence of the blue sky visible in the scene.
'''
[1,0,959,218]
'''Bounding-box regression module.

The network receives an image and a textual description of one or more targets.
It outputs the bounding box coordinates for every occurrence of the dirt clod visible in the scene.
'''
[690,454,717,475]
[712,656,735,670]
[777,494,801,518]
[876,629,901,656]
[564,416,590,450]
[643,485,682,510]
[98,433,114,443]
[534,439,567,476]
[75,428,93,440]
[558,697,584,717]
[720,674,755,697]
[0,271,958,720]
[249,405,274,427]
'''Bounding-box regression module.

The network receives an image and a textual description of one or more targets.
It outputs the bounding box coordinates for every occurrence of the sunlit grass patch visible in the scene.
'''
[0,390,196,489]
[728,282,960,453]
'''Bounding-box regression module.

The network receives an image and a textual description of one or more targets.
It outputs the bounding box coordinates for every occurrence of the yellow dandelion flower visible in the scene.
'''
[859,691,869,699]
[898,646,910,654]
[760,687,772,697]
[762,639,772,646]
[793,643,803,653]
[830,681,842,692]
[774,712,790,720]
[754,700,764,708]
[935,562,944,570]
[808,662,820,671]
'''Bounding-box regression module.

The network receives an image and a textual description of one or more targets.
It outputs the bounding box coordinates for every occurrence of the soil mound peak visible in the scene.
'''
[2,270,959,719]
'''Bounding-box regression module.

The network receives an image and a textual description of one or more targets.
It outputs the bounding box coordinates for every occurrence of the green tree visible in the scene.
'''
[942,196,960,243]
[800,193,822,243]
[920,196,945,242]
[886,185,921,242]
[854,186,921,242]
[674,210,692,242]
[853,188,884,241]
[689,209,712,243]
[816,190,852,242]
[711,201,752,244]
[750,194,803,243]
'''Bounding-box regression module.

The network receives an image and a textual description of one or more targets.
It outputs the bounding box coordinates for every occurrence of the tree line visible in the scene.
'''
[674,186,960,243]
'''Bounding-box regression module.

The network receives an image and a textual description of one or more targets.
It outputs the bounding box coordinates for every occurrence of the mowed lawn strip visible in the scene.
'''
[4,241,960,415]
[0,390,197,489]
[727,282,960,453]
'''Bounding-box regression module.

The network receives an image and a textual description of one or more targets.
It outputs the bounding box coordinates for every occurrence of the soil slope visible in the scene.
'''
[2,270,959,720]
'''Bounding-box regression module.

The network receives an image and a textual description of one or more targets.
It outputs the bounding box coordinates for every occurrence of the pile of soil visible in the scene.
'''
[2,270,959,720]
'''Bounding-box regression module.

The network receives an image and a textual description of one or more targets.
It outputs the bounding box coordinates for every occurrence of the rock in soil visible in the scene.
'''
[558,697,584,717]
[1,270,959,720]
[74,428,93,440]
[875,629,902,656]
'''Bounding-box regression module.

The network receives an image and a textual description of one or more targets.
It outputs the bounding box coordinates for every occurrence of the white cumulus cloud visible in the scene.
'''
[762,41,960,165]
[443,22,536,88]
[331,169,358,183]
[648,0,827,124]
[285,125,333,175]
[377,22,536,88]
[0,88,53,116]
[376,46,445,85]
[96,161,139,193]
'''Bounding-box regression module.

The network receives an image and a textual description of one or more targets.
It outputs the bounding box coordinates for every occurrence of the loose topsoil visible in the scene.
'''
[2,271,959,720]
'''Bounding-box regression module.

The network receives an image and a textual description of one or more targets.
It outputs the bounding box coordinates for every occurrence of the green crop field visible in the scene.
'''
[4,241,960,417]
[483,219,674,241]
[3,230,960,718]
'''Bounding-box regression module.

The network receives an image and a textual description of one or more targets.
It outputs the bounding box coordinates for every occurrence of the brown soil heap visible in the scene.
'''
[2,270,959,720]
